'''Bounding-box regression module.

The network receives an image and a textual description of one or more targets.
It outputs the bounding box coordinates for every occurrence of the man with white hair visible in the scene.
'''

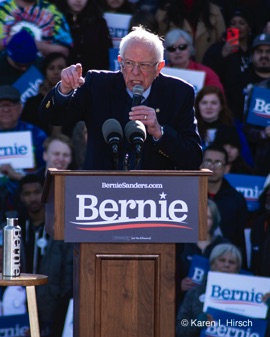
[39,26,202,171]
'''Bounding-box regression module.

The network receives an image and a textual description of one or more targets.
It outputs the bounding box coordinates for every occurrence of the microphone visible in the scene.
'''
[102,119,123,169]
[132,85,144,107]
[125,120,146,169]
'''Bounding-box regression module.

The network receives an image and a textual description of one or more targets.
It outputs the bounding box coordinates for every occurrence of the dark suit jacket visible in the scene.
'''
[39,71,202,170]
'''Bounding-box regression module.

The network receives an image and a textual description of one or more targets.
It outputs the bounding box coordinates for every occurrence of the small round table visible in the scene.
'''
[0,273,48,337]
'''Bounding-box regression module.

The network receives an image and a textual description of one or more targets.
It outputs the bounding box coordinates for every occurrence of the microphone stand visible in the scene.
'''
[134,145,142,170]
[111,144,119,170]
[123,153,129,171]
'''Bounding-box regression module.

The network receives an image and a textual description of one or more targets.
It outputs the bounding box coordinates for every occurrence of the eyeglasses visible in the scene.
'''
[166,44,188,52]
[0,102,19,109]
[202,159,225,169]
[121,59,159,72]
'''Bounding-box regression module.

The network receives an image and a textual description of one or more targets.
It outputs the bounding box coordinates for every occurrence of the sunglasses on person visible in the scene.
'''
[166,44,188,52]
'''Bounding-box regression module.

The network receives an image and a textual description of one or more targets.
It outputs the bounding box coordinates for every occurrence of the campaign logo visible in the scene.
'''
[210,285,264,307]
[225,174,265,212]
[71,192,190,231]
[0,131,34,169]
[64,175,199,243]
[247,86,270,127]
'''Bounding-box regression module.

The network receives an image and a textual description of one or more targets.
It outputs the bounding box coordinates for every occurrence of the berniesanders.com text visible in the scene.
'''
[102,182,163,189]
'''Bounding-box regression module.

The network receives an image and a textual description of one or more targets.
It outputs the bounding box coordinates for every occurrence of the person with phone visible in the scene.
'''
[203,6,255,122]
[225,27,239,54]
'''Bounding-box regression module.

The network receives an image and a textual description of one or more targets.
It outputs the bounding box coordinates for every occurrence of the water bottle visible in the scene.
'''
[2,218,21,277]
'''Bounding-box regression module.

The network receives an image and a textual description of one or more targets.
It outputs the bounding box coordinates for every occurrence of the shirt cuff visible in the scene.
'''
[55,81,74,97]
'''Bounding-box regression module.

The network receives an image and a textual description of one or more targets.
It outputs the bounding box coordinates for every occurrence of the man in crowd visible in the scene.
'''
[201,144,249,265]
[0,85,47,221]
[18,174,73,337]
[243,34,270,176]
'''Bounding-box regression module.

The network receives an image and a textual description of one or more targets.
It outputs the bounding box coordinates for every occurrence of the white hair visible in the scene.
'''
[164,28,195,57]
[119,26,164,61]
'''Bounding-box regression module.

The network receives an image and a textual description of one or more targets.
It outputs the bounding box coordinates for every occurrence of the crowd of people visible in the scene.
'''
[0,0,270,336]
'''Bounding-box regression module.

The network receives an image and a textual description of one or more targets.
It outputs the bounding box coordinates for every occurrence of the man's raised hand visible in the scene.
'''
[60,63,85,94]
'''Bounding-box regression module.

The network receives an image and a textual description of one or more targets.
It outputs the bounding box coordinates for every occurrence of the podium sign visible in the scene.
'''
[64,175,199,243]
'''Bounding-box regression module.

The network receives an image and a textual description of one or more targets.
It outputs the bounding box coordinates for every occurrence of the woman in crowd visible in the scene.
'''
[176,243,242,337]
[55,0,113,73]
[195,85,253,166]
[194,86,233,149]
[21,52,68,135]
[163,29,224,92]
[177,199,228,303]
[156,0,226,62]
[203,6,255,121]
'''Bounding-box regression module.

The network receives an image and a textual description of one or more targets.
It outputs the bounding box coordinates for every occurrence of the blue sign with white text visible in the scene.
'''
[200,307,267,337]
[0,314,30,336]
[13,65,44,105]
[188,254,210,284]
[225,174,266,211]
[246,86,270,127]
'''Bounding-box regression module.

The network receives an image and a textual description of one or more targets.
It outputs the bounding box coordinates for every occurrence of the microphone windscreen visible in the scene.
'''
[102,119,123,143]
[125,120,146,143]
[132,85,144,96]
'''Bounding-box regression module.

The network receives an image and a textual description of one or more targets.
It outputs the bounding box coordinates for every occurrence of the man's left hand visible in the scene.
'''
[129,105,162,140]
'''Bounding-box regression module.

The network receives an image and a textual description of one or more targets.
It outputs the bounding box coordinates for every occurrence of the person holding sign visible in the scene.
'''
[243,34,270,176]
[39,26,202,171]
[0,85,47,222]
[176,243,242,337]
[164,29,224,93]
[176,199,229,308]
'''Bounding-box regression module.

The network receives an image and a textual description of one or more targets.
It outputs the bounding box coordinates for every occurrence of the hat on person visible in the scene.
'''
[214,126,242,150]
[0,85,21,102]
[229,6,253,29]
[6,30,38,64]
[252,33,270,50]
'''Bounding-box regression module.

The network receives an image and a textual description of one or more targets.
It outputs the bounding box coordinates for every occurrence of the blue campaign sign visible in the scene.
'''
[0,314,30,336]
[225,174,266,211]
[246,86,270,127]
[188,255,210,284]
[13,65,44,105]
[109,48,121,71]
[200,307,267,337]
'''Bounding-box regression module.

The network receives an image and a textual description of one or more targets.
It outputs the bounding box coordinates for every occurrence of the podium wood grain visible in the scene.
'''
[74,243,175,337]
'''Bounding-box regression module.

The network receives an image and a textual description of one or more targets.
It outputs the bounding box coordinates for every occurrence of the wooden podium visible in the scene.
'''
[42,169,210,337]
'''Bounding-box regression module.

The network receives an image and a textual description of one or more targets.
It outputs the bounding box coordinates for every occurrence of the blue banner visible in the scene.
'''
[13,65,44,105]
[0,314,30,336]
[246,86,270,127]
[225,174,266,211]
[200,307,267,337]
[109,48,120,71]
[188,254,210,284]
